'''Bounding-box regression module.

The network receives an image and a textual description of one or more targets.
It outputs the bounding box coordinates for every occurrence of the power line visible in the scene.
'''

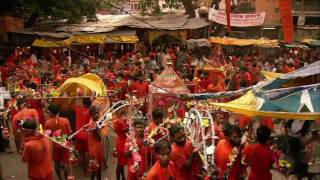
[0,16,181,97]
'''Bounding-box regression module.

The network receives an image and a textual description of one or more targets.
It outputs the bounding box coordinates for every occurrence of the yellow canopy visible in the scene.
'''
[261,71,283,80]
[209,91,320,120]
[79,73,107,95]
[55,73,107,96]
[32,38,72,47]
[106,35,139,43]
[32,34,139,47]
[71,35,106,44]
[208,37,253,46]
[208,37,279,47]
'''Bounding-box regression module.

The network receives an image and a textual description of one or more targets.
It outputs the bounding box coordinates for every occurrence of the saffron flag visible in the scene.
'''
[279,0,294,43]
[225,0,231,32]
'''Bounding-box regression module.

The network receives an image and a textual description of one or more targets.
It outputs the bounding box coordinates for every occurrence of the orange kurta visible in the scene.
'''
[22,135,53,180]
[146,160,176,180]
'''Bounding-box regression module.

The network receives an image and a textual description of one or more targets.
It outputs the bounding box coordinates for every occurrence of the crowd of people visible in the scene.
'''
[0,45,319,180]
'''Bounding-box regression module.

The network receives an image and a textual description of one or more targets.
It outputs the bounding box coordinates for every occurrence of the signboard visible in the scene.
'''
[209,9,266,27]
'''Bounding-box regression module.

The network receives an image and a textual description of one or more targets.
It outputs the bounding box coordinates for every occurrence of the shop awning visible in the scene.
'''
[71,34,106,44]
[32,30,139,46]
[208,37,279,48]
[32,38,72,47]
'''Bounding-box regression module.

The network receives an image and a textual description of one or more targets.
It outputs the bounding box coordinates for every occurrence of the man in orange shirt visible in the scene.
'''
[113,106,128,180]
[74,98,92,174]
[169,124,200,180]
[44,104,72,180]
[146,140,176,180]
[88,106,104,180]
[147,109,164,165]
[215,125,244,180]
[22,119,53,180]
[130,74,149,98]
[242,125,274,180]
[12,98,39,153]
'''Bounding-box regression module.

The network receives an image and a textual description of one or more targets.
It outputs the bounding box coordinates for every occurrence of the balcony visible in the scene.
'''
[293,0,320,12]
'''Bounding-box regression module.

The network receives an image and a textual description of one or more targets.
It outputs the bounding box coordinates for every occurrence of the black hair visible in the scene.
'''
[133,118,146,127]
[152,109,164,120]
[29,82,37,90]
[17,98,26,107]
[154,140,171,154]
[89,106,99,115]
[82,98,92,108]
[222,122,232,137]
[257,125,271,144]
[47,104,61,115]
[169,124,184,138]
[22,119,37,131]
[225,124,241,138]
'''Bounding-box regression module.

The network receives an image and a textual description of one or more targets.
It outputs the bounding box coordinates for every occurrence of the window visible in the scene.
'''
[162,4,167,9]
[275,8,279,13]
[134,4,138,10]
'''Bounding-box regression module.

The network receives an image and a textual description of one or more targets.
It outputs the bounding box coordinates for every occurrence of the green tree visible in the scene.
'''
[138,0,195,17]
[0,0,102,26]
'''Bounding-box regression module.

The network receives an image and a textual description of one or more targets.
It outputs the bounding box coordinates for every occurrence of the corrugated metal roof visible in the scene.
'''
[27,14,209,34]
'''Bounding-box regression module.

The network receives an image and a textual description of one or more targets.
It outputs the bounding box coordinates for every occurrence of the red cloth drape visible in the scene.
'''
[279,0,294,43]
[225,0,231,32]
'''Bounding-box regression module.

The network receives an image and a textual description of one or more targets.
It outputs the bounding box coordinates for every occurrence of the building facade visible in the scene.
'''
[292,0,320,40]
[158,0,185,14]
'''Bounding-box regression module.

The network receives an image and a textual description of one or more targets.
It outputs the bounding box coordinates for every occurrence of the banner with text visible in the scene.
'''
[209,9,266,27]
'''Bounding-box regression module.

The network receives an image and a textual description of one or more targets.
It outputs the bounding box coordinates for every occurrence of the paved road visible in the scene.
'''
[0,133,121,180]
[1,132,319,180]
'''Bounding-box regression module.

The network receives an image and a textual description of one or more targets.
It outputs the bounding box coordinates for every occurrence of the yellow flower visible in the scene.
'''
[51,91,60,97]
[279,159,291,168]
[201,118,210,128]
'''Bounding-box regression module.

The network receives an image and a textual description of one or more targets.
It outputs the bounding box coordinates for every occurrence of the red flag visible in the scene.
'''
[279,0,294,43]
[225,0,231,32]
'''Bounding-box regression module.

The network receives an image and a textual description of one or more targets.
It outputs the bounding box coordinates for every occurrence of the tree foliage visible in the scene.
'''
[0,0,102,26]
[138,0,195,17]
[0,0,198,27]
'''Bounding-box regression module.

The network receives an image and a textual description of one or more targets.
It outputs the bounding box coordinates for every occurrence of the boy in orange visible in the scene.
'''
[44,104,72,180]
[22,119,53,180]
[125,118,149,180]
[146,140,176,180]
[12,98,39,153]
[113,107,128,180]
[169,124,200,180]
[88,106,104,180]
[148,109,164,132]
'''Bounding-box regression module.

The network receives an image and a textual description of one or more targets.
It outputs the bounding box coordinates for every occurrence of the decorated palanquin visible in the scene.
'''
[148,67,190,120]
[50,73,109,112]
